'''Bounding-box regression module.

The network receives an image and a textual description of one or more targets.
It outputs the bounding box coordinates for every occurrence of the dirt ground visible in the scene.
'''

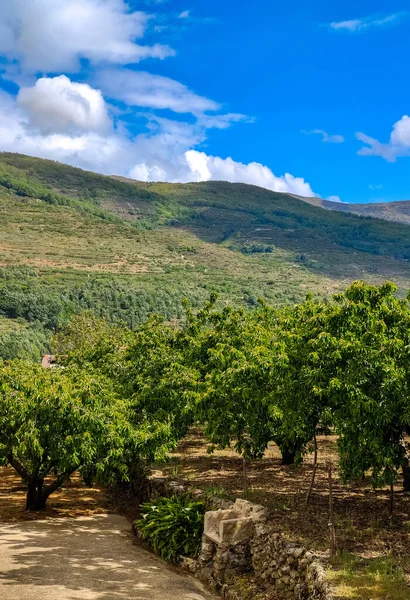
[0,467,119,523]
[1,437,409,599]
[164,430,410,586]
[0,514,215,600]
[0,468,216,600]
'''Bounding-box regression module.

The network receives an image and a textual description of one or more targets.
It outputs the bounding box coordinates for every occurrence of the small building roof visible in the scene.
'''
[41,354,57,368]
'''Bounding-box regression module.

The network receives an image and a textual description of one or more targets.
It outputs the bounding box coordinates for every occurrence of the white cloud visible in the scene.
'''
[184,151,316,196]
[0,90,130,174]
[357,115,410,162]
[326,195,342,203]
[0,0,174,73]
[390,114,410,146]
[198,113,253,129]
[302,129,344,143]
[17,76,111,135]
[0,0,320,200]
[95,68,220,115]
[329,12,408,33]
[0,89,317,197]
[129,116,206,182]
[369,184,383,190]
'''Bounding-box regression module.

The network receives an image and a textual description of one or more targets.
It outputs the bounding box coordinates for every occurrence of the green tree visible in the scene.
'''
[0,360,164,510]
[265,296,334,465]
[183,300,296,463]
[309,282,410,494]
[121,315,200,445]
[55,313,196,450]
[53,313,191,493]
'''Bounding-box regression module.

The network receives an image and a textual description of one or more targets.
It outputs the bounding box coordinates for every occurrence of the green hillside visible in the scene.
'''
[295,192,410,226]
[1,152,410,360]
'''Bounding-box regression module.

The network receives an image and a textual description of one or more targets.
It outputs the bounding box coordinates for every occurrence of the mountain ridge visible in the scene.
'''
[1,152,410,360]
[292,193,410,226]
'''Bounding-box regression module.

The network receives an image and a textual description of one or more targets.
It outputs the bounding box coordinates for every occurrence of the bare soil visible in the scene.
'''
[0,515,215,600]
[0,467,114,523]
[165,429,410,571]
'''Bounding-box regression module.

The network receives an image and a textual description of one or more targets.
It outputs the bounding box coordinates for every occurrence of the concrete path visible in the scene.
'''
[0,514,215,600]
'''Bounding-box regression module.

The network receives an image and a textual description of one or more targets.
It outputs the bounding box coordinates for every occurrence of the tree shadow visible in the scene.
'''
[168,430,410,556]
[0,514,212,600]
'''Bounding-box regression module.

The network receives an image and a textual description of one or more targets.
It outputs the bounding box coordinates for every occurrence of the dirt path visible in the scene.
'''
[0,514,215,600]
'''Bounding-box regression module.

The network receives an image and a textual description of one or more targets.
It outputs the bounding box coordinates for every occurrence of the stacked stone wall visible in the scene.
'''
[251,525,331,599]
[146,474,333,600]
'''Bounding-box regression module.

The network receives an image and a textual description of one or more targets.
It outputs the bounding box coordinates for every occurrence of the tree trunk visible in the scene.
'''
[25,470,75,511]
[327,464,336,558]
[26,479,46,511]
[243,456,248,497]
[80,465,96,488]
[280,447,296,465]
[277,437,305,466]
[402,462,410,492]
[389,481,394,515]
[306,431,318,507]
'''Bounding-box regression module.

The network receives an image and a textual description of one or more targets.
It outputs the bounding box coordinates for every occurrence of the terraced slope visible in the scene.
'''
[295,193,410,226]
[0,152,410,359]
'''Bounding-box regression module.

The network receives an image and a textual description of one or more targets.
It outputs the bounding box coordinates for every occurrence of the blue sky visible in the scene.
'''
[0,1,409,203]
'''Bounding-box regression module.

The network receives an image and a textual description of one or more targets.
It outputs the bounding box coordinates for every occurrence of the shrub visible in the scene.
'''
[136,495,205,562]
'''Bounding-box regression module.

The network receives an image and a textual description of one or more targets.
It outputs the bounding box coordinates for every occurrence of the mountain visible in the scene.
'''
[294,194,410,226]
[0,152,410,360]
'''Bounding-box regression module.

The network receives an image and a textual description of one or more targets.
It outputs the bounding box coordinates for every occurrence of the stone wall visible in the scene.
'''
[147,472,233,510]
[146,473,333,600]
[190,525,332,600]
[198,536,252,584]
[251,525,332,599]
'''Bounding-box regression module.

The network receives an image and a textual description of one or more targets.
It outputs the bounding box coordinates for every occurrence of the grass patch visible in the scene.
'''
[329,551,410,599]
[164,429,410,598]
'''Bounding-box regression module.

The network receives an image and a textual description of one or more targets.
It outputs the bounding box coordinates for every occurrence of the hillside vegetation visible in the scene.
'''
[1,152,410,359]
[296,193,410,226]
[1,281,409,600]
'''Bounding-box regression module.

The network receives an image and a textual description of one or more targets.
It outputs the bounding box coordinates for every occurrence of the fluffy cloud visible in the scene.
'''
[0,0,174,73]
[0,88,316,196]
[302,129,344,143]
[357,115,410,162]
[184,151,316,196]
[17,76,111,135]
[95,68,220,115]
[0,90,124,174]
[390,114,410,146]
[0,0,322,200]
[330,12,408,32]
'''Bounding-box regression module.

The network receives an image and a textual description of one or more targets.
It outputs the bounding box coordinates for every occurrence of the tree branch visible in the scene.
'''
[7,453,30,482]
[306,430,318,507]
[42,468,78,501]
[39,460,54,479]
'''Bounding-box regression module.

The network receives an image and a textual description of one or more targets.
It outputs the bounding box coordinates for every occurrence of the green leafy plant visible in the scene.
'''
[136,495,205,562]
[0,358,176,511]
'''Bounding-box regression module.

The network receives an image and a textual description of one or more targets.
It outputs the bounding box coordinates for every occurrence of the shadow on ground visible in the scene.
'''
[0,514,213,600]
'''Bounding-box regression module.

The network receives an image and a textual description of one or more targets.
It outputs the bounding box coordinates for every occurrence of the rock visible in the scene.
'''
[293,547,305,558]
[187,497,333,600]
[209,498,234,510]
[180,556,198,573]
